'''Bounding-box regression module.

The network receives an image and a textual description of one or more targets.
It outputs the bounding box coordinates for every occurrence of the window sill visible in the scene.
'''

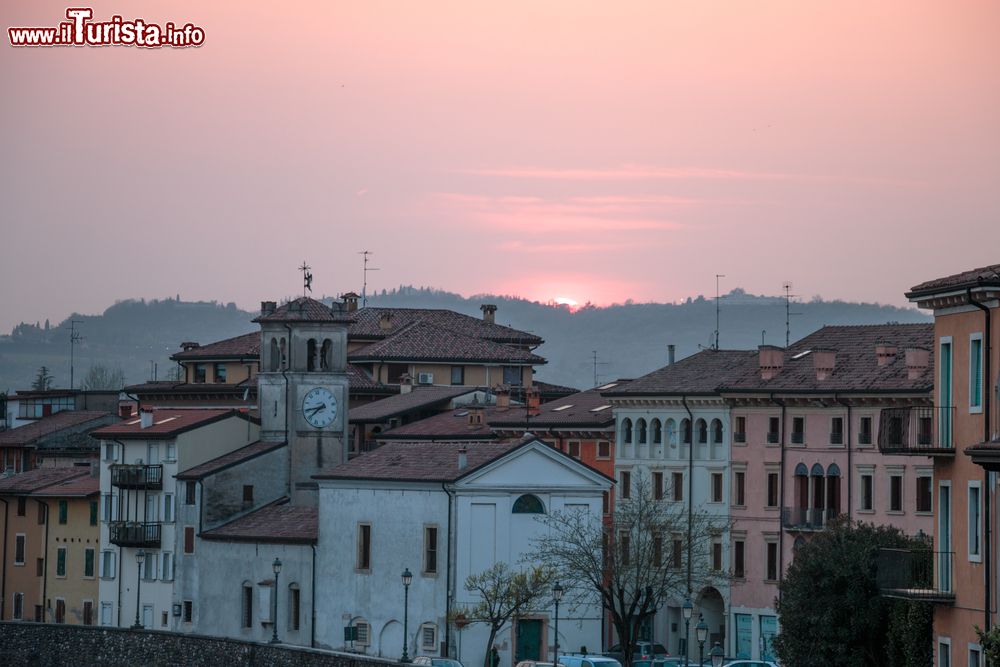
[915,510,933,516]
[969,555,983,564]
[421,571,438,578]
[857,509,875,515]
[764,506,779,512]
[887,510,905,516]
[731,504,746,510]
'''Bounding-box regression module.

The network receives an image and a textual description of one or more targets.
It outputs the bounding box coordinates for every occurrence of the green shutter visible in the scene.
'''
[972,339,983,408]
[85,549,95,577]
[89,501,98,526]
[56,549,66,577]
[58,500,67,524]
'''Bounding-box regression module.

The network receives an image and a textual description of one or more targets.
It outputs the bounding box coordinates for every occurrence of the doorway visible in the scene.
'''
[516,618,543,662]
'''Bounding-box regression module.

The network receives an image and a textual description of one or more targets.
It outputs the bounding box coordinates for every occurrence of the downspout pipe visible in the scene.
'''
[834,395,852,519]
[0,497,7,619]
[969,287,992,631]
[682,397,694,596]
[283,324,294,496]
[771,396,787,599]
[442,482,456,657]
[311,543,317,648]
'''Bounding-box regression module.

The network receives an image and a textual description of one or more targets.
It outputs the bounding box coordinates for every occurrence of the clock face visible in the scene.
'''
[302,387,337,428]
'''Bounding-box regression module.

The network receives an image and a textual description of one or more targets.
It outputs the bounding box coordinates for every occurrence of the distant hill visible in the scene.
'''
[0,287,930,393]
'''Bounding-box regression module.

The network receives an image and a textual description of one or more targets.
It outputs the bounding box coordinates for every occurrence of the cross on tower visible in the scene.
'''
[300,262,313,296]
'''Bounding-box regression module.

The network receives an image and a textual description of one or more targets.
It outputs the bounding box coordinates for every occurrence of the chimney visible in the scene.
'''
[905,347,930,379]
[139,409,153,429]
[759,345,785,380]
[495,388,510,411]
[812,349,836,381]
[457,447,468,471]
[875,343,898,366]
[260,301,277,316]
[667,344,676,366]
[526,387,541,416]
[480,304,497,324]
[180,341,200,352]
[399,373,414,394]
[467,403,485,427]
[119,404,133,419]
[379,312,395,331]
[342,292,359,313]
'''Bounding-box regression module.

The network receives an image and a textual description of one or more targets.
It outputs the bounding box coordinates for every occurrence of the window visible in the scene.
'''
[697,419,708,444]
[184,526,195,554]
[969,646,982,667]
[183,600,193,623]
[100,602,114,626]
[103,442,116,461]
[711,541,723,571]
[653,472,664,500]
[37,558,44,576]
[502,366,522,386]
[970,335,983,411]
[766,473,779,508]
[671,538,683,569]
[421,624,438,652]
[355,620,371,646]
[163,494,174,523]
[512,494,545,513]
[84,548,95,578]
[89,500,98,526]
[766,542,778,581]
[637,419,647,444]
[734,416,746,443]
[165,441,176,461]
[567,441,580,458]
[37,503,46,524]
[969,483,982,561]
[100,551,116,578]
[916,476,932,513]
[619,531,631,567]
[424,526,438,574]
[791,417,804,444]
[652,419,662,444]
[889,474,903,512]
[56,548,67,577]
[767,417,780,444]
[55,598,66,624]
[14,534,25,565]
[34,605,42,622]
[602,491,610,514]
[622,418,633,444]
[860,473,874,511]
[214,363,227,383]
[185,481,197,505]
[13,592,24,620]
[938,639,951,667]
[451,366,464,385]
[619,471,631,499]
[597,441,611,459]
[357,523,371,570]
[653,535,663,567]
[161,552,173,581]
[241,582,253,628]
[16,497,26,516]
[734,540,745,578]
[830,417,844,445]
[734,471,746,506]
[289,585,301,631]
[711,419,723,444]
[710,472,723,502]
[672,472,683,502]
[681,419,692,444]
[242,485,254,503]
[859,416,872,445]
[143,552,157,581]
[193,363,207,383]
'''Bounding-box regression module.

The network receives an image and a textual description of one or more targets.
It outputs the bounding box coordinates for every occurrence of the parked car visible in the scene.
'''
[723,661,779,667]
[605,642,670,662]
[515,661,557,667]
[413,658,466,667]
[634,659,688,667]
[558,654,624,667]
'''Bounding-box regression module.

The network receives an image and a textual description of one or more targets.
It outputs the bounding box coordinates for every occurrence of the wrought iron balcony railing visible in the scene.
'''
[877,548,954,603]
[109,521,161,548]
[877,406,956,455]
[110,464,163,490]
[781,506,831,530]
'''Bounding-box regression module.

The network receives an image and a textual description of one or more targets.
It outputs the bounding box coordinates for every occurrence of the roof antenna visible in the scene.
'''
[359,250,379,307]
[592,350,610,388]
[714,274,726,349]
[69,320,84,390]
[299,261,313,297]
[783,281,800,347]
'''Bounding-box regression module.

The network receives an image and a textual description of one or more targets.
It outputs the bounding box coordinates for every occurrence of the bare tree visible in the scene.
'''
[456,562,554,667]
[529,473,729,667]
[80,364,125,390]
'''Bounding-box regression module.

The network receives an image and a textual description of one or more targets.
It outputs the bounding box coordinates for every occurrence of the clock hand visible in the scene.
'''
[307,405,324,415]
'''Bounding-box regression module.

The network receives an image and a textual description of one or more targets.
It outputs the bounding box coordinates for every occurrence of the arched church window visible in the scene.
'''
[307,339,318,372]
[269,338,280,372]
[512,494,545,514]
[321,339,333,370]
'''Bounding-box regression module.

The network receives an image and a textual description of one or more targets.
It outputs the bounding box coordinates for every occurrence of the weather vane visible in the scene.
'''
[300,261,313,296]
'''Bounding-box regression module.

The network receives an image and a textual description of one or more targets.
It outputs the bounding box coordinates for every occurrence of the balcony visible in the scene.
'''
[110,464,163,490]
[830,431,844,445]
[781,506,830,531]
[766,432,779,444]
[877,406,956,456]
[109,521,161,548]
[877,548,955,604]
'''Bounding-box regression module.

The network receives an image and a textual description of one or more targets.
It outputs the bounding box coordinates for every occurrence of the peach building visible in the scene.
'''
[903,265,999,667]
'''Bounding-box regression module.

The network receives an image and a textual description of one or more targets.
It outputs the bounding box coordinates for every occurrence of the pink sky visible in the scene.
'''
[2,1,998,331]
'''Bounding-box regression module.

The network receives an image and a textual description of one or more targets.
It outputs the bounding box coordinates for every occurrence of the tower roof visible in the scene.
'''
[253,297,355,324]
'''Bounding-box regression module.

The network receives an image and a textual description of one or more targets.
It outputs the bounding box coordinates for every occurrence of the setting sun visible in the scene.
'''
[553,296,579,309]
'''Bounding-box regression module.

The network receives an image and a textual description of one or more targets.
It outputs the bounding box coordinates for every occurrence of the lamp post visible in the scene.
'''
[131,549,145,629]
[270,558,282,644]
[696,615,708,667]
[710,641,724,667]
[681,597,693,664]
[552,582,564,667]
[401,568,413,663]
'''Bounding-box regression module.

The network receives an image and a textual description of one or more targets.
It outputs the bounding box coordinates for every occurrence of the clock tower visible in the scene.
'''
[255,297,353,504]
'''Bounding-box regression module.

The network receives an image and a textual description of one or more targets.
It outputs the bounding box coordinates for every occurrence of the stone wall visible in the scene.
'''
[0,621,402,667]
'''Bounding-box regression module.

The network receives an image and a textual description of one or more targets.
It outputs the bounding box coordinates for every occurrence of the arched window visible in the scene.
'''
[651,419,662,444]
[696,419,708,444]
[321,339,333,370]
[269,338,279,372]
[681,419,692,444]
[637,419,647,444]
[665,419,677,445]
[512,494,545,514]
[826,463,841,477]
[288,583,301,631]
[711,419,723,444]
[622,418,633,444]
[279,338,287,370]
[794,463,809,476]
[307,339,318,372]
[810,463,825,477]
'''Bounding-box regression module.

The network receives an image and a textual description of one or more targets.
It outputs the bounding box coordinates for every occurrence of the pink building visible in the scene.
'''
[719,324,935,661]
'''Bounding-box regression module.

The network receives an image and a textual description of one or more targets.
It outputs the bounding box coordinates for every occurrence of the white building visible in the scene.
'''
[313,435,613,667]
[90,408,259,628]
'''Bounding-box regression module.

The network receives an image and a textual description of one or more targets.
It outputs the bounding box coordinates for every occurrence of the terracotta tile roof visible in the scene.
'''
[533,381,580,401]
[349,386,483,423]
[315,437,529,482]
[0,411,116,448]
[171,332,260,361]
[907,263,1000,297]
[720,324,934,393]
[124,381,257,397]
[0,467,87,494]
[491,384,625,428]
[176,440,286,480]
[90,408,254,439]
[346,364,397,394]
[604,349,757,396]
[253,297,355,324]
[377,407,502,441]
[348,307,543,345]
[32,472,100,497]
[348,320,545,365]
[200,499,317,544]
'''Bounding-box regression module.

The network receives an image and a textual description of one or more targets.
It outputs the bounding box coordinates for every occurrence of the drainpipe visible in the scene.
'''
[311,543,317,648]
[681,397,694,596]
[38,499,50,622]
[969,287,993,631]
[834,395,852,519]
[771,396,787,599]
[442,482,456,657]
[0,497,7,619]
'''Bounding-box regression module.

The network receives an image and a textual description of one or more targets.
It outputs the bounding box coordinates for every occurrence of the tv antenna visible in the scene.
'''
[359,250,379,307]
[591,350,610,388]
[299,261,313,296]
[69,320,84,390]
[714,274,726,349]
[782,282,801,347]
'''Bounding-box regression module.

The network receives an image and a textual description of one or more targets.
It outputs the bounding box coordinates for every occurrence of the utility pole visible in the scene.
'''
[69,320,83,390]
[359,250,379,307]
[714,274,726,349]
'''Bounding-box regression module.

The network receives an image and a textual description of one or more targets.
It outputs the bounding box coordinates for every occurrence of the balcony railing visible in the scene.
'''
[791,432,804,445]
[781,506,831,530]
[877,548,954,603]
[109,521,161,548]
[877,406,956,455]
[830,431,844,445]
[733,432,746,443]
[110,464,163,490]
[766,432,779,444]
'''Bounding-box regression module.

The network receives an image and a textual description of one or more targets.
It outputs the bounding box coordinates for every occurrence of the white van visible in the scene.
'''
[558,655,623,667]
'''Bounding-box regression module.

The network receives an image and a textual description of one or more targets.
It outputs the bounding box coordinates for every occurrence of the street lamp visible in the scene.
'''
[552,582,564,667]
[696,615,708,667]
[681,597,693,664]
[401,568,413,663]
[270,558,282,644]
[131,549,146,629]
[710,641,724,667]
